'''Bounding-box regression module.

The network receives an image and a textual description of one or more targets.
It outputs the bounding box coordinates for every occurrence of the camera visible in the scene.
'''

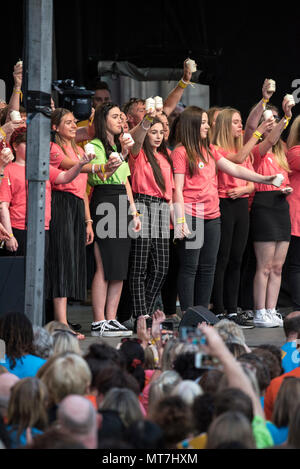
[52,80,94,121]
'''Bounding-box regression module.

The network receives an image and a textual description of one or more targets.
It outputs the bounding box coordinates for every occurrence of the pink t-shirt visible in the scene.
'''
[251,144,289,192]
[286,145,300,237]
[171,144,222,219]
[213,146,254,198]
[50,142,87,200]
[0,162,61,230]
[129,148,174,202]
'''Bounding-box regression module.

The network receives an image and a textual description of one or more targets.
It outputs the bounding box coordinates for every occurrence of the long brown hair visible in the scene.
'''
[51,108,81,157]
[287,115,300,149]
[212,108,243,153]
[143,117,173,194]
[176,106,214,177]
[93,102,122,159]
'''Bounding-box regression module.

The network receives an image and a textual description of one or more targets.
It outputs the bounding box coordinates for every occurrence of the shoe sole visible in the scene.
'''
[253,322,279,328]
[91,330,123,337]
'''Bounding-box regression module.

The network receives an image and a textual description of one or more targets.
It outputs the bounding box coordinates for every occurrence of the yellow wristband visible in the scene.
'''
[0,128,6,138]
[284,116,291,129]
[100,164,107,181]
[253,131,262,140]
[178,79,188,89]
[151,337,160,345]
[14,89,23,101]
[177,217,186,224]
[9,233,14,238]
[144,115,154,123]
[262,97,269,109]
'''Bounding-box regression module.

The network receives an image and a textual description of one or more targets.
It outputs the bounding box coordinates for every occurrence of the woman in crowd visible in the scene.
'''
[128,112,174,320]
[171,105,281,316]
[210,107,269,327]
[286,116,300,310]
[243,90,294,327]
[0,127,92,257]
[87,103,140,337]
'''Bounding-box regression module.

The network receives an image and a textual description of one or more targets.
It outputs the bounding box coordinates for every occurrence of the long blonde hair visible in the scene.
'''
[287,115,300,149]
[212,108,243,153]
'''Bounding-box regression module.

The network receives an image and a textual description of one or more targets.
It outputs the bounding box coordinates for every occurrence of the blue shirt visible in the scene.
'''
[281,341,300,374]
[2,354,46,378]
[6,426,43,448]
[266,422,288,446]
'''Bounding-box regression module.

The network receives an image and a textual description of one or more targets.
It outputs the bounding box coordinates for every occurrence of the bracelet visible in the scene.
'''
[13,89,23,101]
[119,153,125,162]
[144,115,154,123]
[253,131,262,140]
[284,115,291,130]
[85,219,93,224]
[8,233,14,238]
[262,97,269,109]
[0,128,6,139]
[177,217,186,224]
[131,211,142,217]
[151,337,161,345]
[92,164,95,174]
[178,79,188,89]
[100,163,107,181]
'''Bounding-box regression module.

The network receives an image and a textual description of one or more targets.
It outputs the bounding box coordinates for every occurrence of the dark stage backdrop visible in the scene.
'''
[2,1,300,121]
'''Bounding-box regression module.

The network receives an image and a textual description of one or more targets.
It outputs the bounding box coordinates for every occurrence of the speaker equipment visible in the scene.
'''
[178,305,219,332]
[0,256,25,315]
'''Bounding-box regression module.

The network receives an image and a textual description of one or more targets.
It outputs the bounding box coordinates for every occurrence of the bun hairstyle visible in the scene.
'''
[119,340,145,392]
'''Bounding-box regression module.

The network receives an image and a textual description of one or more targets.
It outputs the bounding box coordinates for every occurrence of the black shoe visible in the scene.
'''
[227,313,255,329]
[67,320,82,332]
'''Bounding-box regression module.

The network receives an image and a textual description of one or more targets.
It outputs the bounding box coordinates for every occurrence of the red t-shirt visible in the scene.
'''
[129,148,174,202]
[286,146,300,237]
[264,367,300,421]
[171,144,222,219]
[251,144,289,192]
[50,143,87,200]
[0,162,61,230]
[212,146,254,198]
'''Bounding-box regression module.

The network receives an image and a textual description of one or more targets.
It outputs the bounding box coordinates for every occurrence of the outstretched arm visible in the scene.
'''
[162,59,193,117]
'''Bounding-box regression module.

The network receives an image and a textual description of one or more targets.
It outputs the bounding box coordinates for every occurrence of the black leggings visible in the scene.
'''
[212,198,249,314]
[287,235,300,309]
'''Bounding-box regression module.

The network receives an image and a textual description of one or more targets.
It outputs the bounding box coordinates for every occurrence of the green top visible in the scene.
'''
[252,415,274,449]
[88,138,130,186]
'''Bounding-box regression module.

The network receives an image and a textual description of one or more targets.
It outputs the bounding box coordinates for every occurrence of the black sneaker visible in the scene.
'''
[227,313,255,329]
[216,313,227,320]
[107,319,133,337]
[91,320,123,337]
[67,320,82,332]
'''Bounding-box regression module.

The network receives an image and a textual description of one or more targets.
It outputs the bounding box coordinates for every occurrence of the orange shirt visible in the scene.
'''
[264,367,300,421]
[0,162,60,230]
[129,148,174,202]
[286,145,300,237]
[171,144,222,219]
[252,145,289,192]
[50,143,88,200]
[212,146,254,198]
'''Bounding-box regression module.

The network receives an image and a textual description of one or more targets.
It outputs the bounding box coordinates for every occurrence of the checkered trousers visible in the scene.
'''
[129,194,170,317]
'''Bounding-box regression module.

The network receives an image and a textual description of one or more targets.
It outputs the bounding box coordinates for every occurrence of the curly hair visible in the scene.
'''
[0,312,35,369]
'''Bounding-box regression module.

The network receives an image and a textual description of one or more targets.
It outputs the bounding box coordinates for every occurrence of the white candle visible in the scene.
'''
[10,111,21,121]
[154,96,163,111]
[145,98,155,113]
[186,58,197,73]
[263,110,274,120]
[84,143,95,156]
[284,94,295,106]
[273,173,284,187]
[123,133,135,147]
[267,79,276,92]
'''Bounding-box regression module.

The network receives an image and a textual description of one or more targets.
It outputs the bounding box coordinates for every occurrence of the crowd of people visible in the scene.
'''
[0,309,300,449]
[0,58,300,449]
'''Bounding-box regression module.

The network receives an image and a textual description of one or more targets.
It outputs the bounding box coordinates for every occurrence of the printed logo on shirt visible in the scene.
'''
[268,157,273,164]
[198,162,205,169]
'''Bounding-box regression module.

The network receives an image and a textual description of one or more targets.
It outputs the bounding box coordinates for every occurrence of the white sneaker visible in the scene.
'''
[266,309,283,327]
[253,309,279,328]
[91,320,123,337]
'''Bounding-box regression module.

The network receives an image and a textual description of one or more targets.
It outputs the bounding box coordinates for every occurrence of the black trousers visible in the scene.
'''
[176,216,221,312]
[212,198,249,314]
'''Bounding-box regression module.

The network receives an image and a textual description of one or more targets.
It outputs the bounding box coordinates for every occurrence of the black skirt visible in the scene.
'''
[250,191,291,242]
[90,184,132,281]
[45,191,86,300]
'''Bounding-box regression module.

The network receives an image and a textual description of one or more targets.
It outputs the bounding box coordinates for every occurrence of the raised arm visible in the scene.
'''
[257,97,295,156]
[244,79,276,144]
[162,59,193,117]
[130,110,156,156]
[6,62,23,121]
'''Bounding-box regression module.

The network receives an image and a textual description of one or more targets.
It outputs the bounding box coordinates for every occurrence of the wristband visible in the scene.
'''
[9,233,14,238]
[100,163,107,181]
[85,219,93,224]
[0,128,6,139]
[253,131,262,140]
[131,211,142,217]
[144,115,154,123]
[13,88,23,101]
[262,97,269,109]
[151,337,161,345]
[284,115,291,130]
[178,79,188,89]
[177,217,186,224]
[91,164,95,174]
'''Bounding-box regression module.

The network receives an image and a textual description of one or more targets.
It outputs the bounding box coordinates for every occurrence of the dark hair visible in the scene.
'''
[91,80,111,93]
[252,348,282,381]
[284,315,300,337]
[93,102,122,160]
[51,108,80,157]
[84,343,125,389]
[95,365,140,397]
[255,344,284,375]
[124,420,165,449]
[213,388,254,422]
[10,127,27,158]
[199,369,224,394]
[122,98,145,116]
[238,353,271,394]
[0,312,35,369]
[119,341,145,392]
[192,393,215,434]
[173,352,204,381]
[143,117,174,194]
